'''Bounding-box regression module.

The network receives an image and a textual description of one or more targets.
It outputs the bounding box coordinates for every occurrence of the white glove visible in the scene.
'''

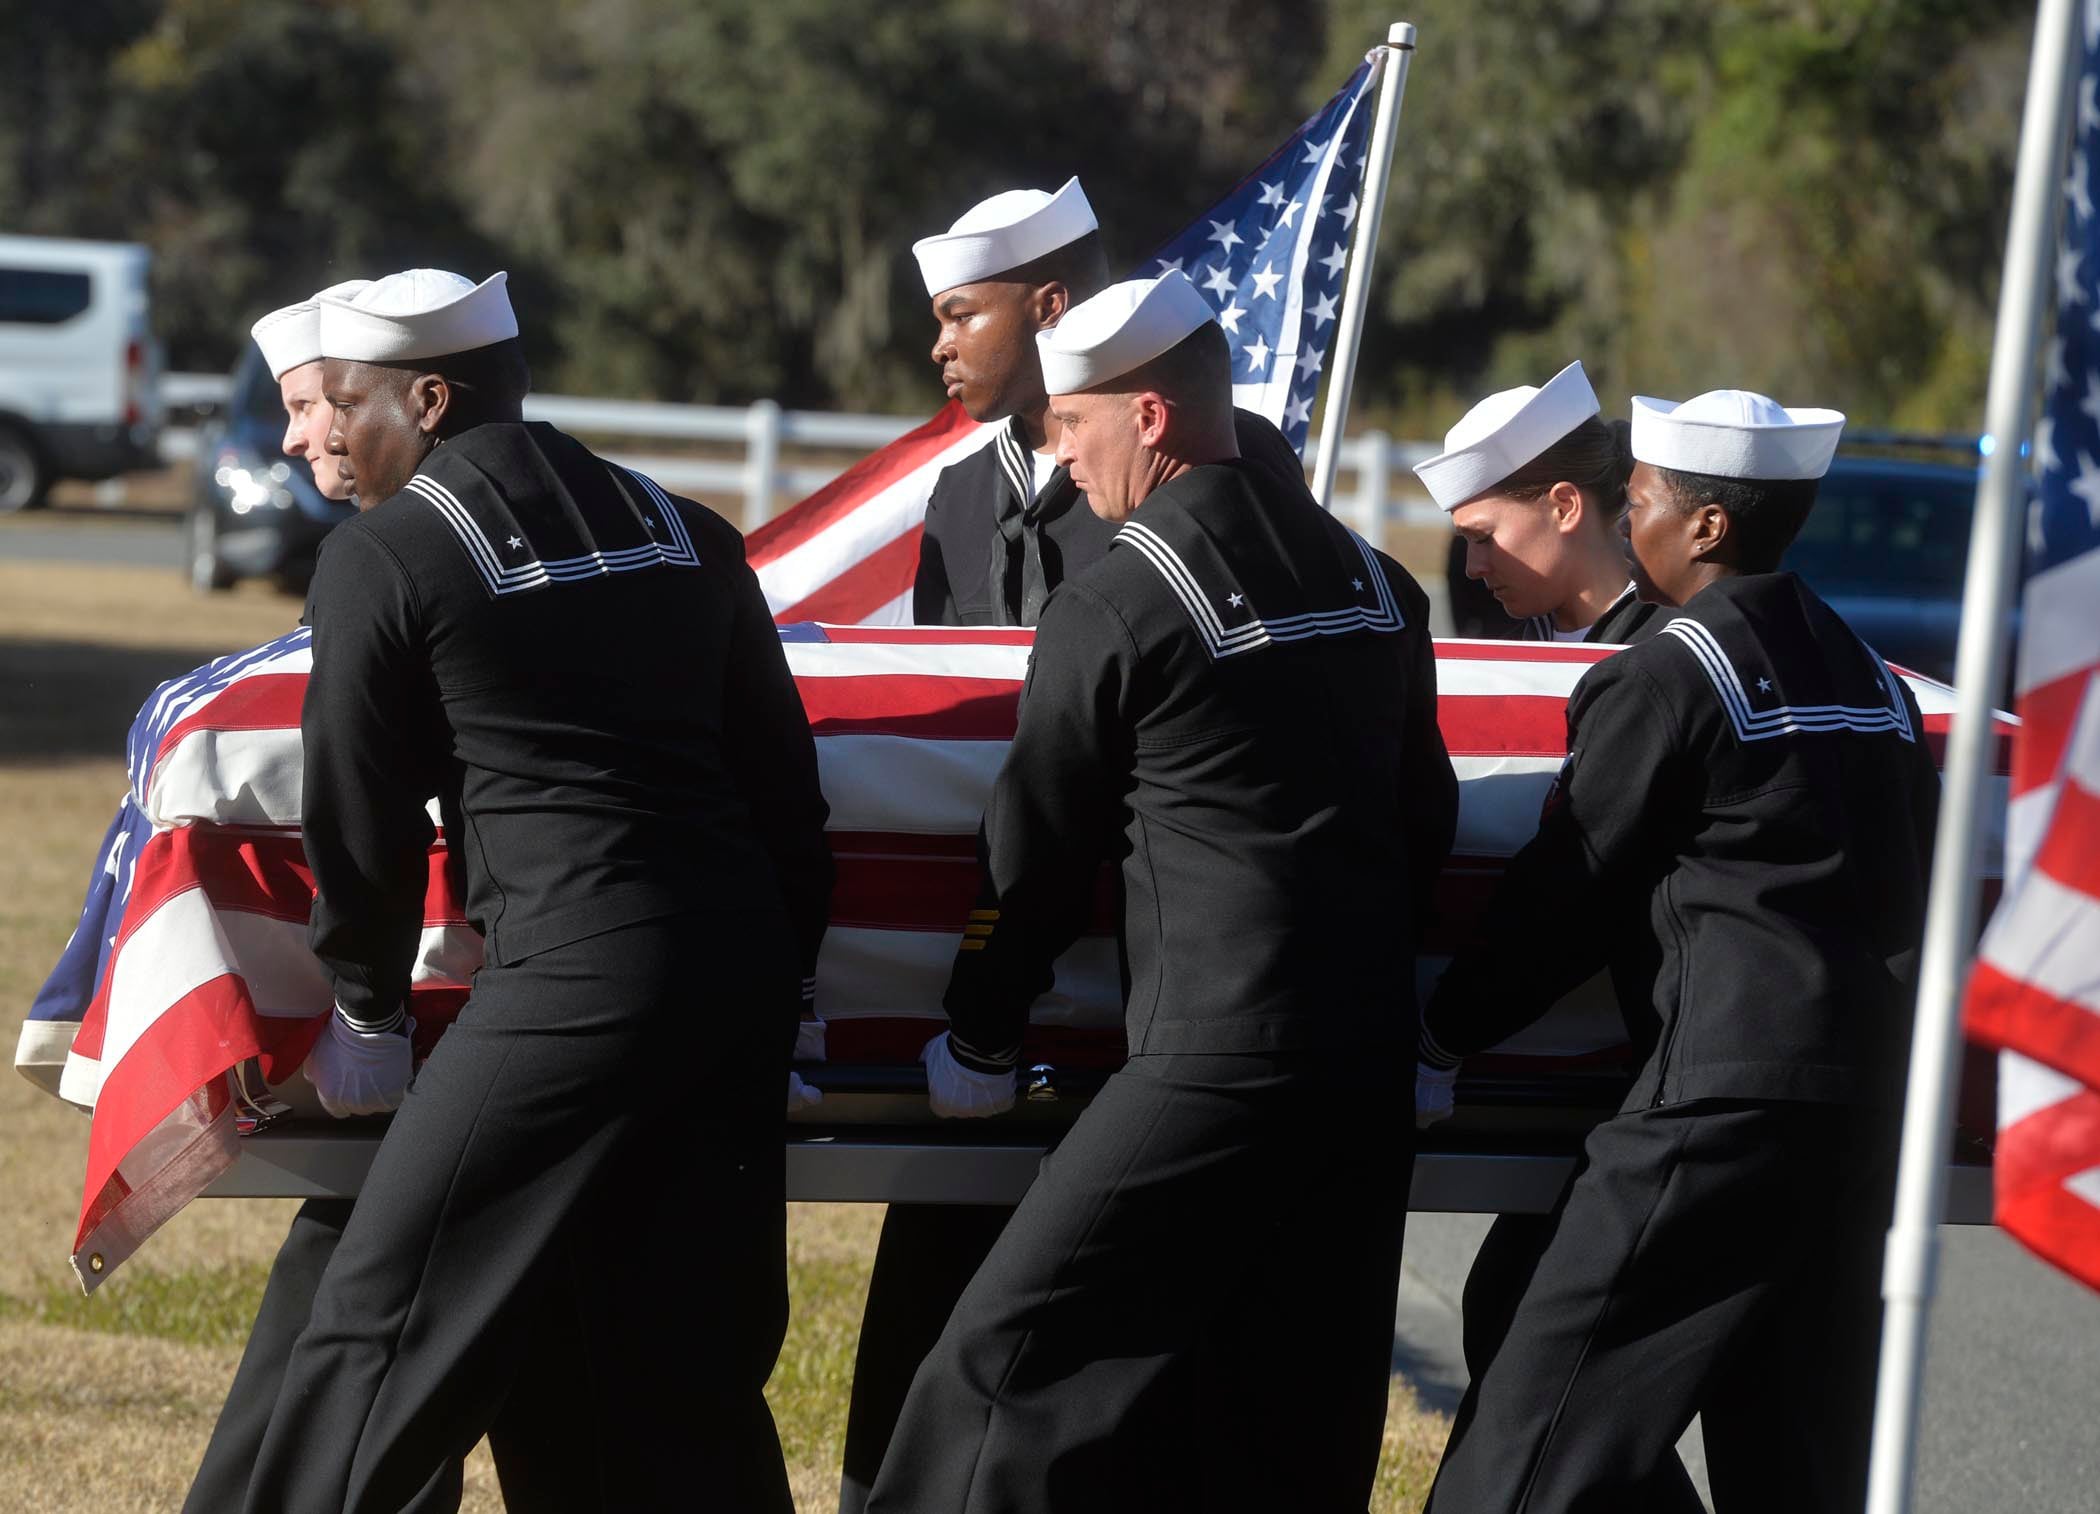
[305,1011,415,1119]
[794,1017,827,1061]
[786,1071,824,1112]
[1415,1061,1458,1131]
[921,1032,1016,1119]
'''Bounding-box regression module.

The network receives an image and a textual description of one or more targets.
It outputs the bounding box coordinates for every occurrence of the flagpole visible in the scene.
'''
[1864,3,2080,1511]
[1311,21,1416,510]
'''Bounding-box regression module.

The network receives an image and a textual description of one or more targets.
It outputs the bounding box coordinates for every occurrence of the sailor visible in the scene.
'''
[187,285,602,1514]
[240,269,832,1514]
[835,179,1312,1514]
[1416,390,1940,1513]
[911,176,1307,625]
[866,272,1458,1513]
[1419,360,1661,646]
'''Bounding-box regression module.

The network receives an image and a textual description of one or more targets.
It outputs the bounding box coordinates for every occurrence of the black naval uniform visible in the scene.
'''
[913,406,1310,625]
[866,455,1458,1514]
[1419,572,1939,1514]
[241,421,832,1514]
[838,407,1312,1514]
[1515,580,1658,645]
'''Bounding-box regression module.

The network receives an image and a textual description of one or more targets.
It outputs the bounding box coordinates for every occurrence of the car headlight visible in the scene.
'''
[212,449,295,514]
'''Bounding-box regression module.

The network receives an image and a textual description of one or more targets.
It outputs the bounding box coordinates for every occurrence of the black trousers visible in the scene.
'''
[839,1203,1015,1514]
[867,1051,1412,1514]
[188,1199,600,1514]
[241,913,797,1514]
[1427,1099,1897,1514]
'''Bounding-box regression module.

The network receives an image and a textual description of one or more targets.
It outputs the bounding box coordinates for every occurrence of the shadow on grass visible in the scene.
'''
[0,639,263,765]
[0,1261,271,1350]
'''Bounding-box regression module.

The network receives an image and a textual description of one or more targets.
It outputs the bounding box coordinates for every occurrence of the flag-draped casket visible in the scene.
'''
[17,627,2005,1290]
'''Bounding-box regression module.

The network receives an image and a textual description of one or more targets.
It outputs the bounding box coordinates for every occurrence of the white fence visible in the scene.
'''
[161,374,1443,534]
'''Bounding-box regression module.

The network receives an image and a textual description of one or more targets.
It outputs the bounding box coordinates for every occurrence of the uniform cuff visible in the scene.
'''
[1417,1020,1462,1070]
[334,1000,406,1037]
[948,1029,1020,1075]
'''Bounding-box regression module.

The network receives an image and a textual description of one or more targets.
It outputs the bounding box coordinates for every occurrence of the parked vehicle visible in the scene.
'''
[0,234,163,511]
[183,343,354,592]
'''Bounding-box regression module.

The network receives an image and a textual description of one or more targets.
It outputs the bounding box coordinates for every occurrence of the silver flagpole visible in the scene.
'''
[1311,21,1417,510]
[1864,2,2080,1511]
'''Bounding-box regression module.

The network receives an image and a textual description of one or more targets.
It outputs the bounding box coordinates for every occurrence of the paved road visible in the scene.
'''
[0,513,184,570]
[1393,1213,2100,1511]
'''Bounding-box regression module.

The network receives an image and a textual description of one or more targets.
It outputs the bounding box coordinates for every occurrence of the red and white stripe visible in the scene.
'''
[747,403,997,625]
[51,630,2001,1289]
[1967,545,2100,1288]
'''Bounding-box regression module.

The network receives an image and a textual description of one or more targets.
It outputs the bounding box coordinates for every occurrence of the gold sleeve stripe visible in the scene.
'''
[964,923,995,938]
[967,908,1001,921]
[959,939,987,952]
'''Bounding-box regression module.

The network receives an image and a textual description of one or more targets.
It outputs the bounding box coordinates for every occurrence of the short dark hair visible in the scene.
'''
[1004,231,1111,303]
[1656,465,1819,572]
[1113,321,1232,410]
[385,336,530,433]
[1487,415,1634,536]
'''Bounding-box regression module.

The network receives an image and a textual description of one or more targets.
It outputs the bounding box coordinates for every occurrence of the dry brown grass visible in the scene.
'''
[0,558,1449,1511]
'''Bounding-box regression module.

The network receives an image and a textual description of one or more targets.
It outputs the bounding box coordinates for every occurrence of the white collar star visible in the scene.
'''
[1244,334,1273,373]
[1318,243,1348,279]
[1351,576,1365,592]
[1249,262,1283,300]
[507,535,524,550]
[1227,591,1245,609]
[1757,677,1773,694]
[1217,302,1247,335]
[1308,291,1338,328]
[1206,218,1244,255]
[1201,262,1235,299]
[644,515,657,531]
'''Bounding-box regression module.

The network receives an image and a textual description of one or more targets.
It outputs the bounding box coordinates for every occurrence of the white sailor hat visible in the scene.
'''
[912,177,1098,299]
[1629,389,1845,480]
[317,269,518,364]
[1035,270,1217,396]
[1412,360,1600,513]
[250,278,373,380]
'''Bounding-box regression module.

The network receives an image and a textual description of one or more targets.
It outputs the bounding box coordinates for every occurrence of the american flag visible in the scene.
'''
[1961,23,2100,1294]
[746,57,1382,625]
[18,628,1999,1291]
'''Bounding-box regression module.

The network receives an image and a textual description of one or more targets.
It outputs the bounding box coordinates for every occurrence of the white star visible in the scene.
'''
[1201,263,1235,299]
[1155,257,1184,275]
[2029,496,2049,556]
[1308,291,1338,328]
[1318,243,1348,279]
[2070,450,2100,527]
[1297,344,1324,381]
[2080,372,2100,428]
[2085,74,2100,136]
[1227,591,1245,609]
[2048,336,2071,391]
[1217,302,1247,334]
[1257,179,1285,207]
[2036,414,2062,474]
[644,515,657,531]
[1300,136,1329,164]
[1244,334,1272,373]
[1250,262,1283,300]
[1277,198,1304,230]
[1756,677,1773,694]
[2068,150,2094,224]
[1351,576,1365,592]
[2088,0,2100,50]
[1206,219,1244,254]
[2061,244,2088,308]
[1283,390,1313,428]
[507,535,524,550]
[1337,193,1359,231]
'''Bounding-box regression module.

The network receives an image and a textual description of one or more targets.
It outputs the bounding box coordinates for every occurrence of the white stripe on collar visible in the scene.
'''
[1113,519,1403,661]
[406,464,700,599]
[1658,618,1914,744]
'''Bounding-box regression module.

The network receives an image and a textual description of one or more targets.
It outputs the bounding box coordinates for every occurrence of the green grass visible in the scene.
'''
[0,1261,275,1351]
